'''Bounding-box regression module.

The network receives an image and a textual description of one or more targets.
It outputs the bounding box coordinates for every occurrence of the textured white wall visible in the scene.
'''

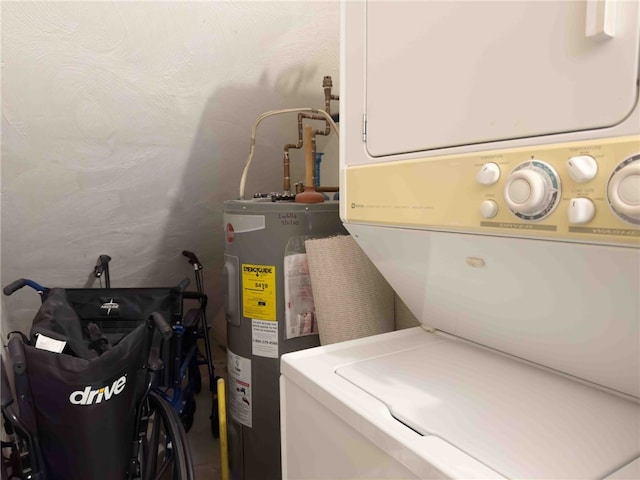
[1,1,340,337]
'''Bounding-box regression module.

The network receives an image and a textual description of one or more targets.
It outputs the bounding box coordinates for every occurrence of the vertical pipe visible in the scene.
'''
[283,151,291,193]
[311,131,317,187]
[218,377,229,480]
[323,76,333,116]
[295,125,324,203]
[282,76,337,193]
[304,125,314,188]
[314,152,324,188]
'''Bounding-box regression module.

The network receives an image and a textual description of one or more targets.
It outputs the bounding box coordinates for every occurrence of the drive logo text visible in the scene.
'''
[69,375,127,405]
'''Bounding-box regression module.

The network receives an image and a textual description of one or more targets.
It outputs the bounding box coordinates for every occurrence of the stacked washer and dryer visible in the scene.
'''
[280,2,640,479]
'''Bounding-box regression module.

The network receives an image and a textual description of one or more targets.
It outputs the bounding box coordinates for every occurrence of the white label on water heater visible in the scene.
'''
[227,350,252,428]
[284,253,319,339]
[252,319,278,358]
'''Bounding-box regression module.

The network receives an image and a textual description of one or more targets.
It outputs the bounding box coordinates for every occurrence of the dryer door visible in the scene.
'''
[365,1,640,157]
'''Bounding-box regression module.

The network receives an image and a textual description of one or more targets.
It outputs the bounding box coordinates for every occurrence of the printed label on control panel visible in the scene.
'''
[481,221,557,231]
[569,226,640,237]
[242,264,276,321]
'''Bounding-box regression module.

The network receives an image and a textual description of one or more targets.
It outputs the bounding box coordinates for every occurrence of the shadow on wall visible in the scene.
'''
[0,1,339,337]
[138,65,336,345]
[0,67,337,337]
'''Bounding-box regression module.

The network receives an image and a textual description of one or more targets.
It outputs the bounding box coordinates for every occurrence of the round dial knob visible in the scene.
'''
[503,160,561,220]
[480,200,499,218]
[567,155,598,183]
[607,154,640,225]
[476,163,500,185]
[568,197,596,224]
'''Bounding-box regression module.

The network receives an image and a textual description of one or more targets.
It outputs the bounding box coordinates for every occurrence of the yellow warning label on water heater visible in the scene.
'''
[242,264,276,321]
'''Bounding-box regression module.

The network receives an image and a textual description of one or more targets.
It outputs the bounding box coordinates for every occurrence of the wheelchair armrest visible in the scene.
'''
[149,312,173,341]
[183,291,206,300]
[7,335,26,376]
[148,347,163,373]
[1,353,14,408]
[183,291,208,309]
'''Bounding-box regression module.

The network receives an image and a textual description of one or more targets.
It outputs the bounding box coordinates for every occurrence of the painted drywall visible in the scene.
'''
[1,1,340,340]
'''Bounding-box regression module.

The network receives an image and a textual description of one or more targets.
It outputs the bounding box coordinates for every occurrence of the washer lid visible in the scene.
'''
[336,336,640,479]
[364,1,640,157]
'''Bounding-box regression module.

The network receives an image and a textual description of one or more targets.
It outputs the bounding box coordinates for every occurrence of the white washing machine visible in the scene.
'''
[281,1,640,479]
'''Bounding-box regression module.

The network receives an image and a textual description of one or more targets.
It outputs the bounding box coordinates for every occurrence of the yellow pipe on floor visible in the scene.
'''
[217,377,229,480]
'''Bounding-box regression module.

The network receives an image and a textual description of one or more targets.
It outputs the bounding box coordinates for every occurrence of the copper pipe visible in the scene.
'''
[315,186,339,192]
[311,131,317,186]
[283,151,291,192]
[282,115,304,193]
[322,76,332,125]
[282,76,339,193]
[283,113,326,191]
[295,125,324,204]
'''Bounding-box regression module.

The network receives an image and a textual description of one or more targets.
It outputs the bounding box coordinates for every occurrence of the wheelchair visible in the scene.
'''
[92,251,219,436]
[0,288,195,480]
[5,250,219,437]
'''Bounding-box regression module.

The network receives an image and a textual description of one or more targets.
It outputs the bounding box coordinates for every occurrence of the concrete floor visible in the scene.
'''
[186,344,227,479]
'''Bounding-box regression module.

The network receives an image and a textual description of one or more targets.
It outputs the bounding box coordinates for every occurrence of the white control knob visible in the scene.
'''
[504,169,547,214]
[476,163,500,185]
[567,155,598,183]
[480,200,499,218]
[568,197,595,224]
[607,157,640,224]
[503,160,561,220]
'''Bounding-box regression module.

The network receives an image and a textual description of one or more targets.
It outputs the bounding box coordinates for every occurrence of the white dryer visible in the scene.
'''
[281,1,640,479]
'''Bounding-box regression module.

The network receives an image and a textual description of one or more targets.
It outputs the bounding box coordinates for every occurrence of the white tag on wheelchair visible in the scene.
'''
[35,334,66,353]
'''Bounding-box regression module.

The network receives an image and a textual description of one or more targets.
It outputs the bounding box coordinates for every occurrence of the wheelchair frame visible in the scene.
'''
[4,250,219,437]
[1,310,194,480]
[94,251,219,436]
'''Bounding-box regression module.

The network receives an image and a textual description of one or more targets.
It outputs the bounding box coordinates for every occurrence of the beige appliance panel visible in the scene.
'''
[346,135,640,246]
[365,1,640,157]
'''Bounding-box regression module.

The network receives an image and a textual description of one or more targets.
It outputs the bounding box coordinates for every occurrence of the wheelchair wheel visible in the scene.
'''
[141,391,194,480]
[1,410,40,480]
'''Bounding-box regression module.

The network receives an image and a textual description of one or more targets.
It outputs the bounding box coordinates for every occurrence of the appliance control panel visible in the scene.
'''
[345,136,640,246]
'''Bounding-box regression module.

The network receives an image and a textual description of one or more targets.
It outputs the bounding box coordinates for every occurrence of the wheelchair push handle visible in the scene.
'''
[94,254,112,277]
[3,278,47,296]
[182,250,202,270]
[93,254,112,288]
[150,312,173,341]
[182,249,205,296]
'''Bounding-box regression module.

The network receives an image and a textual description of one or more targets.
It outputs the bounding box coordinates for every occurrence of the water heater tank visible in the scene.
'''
[223,199,345,480]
